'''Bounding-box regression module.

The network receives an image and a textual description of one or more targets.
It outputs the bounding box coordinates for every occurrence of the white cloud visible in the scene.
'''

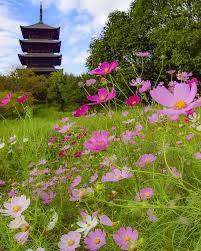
[0,3,27,74]
[0,0,132,75]
[73,50,89,64]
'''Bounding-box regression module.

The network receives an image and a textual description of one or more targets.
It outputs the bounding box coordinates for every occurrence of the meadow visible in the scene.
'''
[1,59,201,251]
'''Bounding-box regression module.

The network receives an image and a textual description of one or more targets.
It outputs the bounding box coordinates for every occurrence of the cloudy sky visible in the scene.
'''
[0,0,132,75]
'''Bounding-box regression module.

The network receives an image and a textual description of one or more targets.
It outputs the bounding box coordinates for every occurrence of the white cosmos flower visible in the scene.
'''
[23,138,29,143]
[46,212,58,231]
[76,215,98,237]
[8,216,27,229]
[0,142,5,149]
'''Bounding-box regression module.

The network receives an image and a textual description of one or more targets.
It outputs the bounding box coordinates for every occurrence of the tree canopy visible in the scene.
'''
[86,0,201,78]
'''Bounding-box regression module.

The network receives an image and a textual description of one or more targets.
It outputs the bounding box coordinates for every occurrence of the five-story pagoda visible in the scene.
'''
[18,2,62,75]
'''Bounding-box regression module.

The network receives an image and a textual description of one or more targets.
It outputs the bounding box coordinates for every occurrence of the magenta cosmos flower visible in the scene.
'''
[17,95,29,104]
[84,229,106,251]
[87,88,116,104]
[89,61,118,75]
[73,104,90,117]
[84,131,110,152]
[0,92,12,107]
[113,227,138,250]
[0,195,30,218]
[126,95,141,107]
[139,187,154,200]
[137,154,156,168]
[58,231,81,251]
[150,83,201,116]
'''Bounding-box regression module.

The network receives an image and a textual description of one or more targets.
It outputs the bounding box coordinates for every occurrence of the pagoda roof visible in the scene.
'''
[19,53,61,58]
[20,22,59,30]
[20,39,61,44]
[18,53,62,66]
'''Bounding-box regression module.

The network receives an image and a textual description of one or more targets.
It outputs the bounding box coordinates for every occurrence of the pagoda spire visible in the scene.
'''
[40,1,43,23]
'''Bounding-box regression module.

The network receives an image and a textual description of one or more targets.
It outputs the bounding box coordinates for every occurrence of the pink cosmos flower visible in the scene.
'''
[90,173,98,183]
[86,79,97,86]
[61,117,69,123]
[139,187,154,200]
[137,154,156,168]
[121,131,137,143]
[148,113,159,124]
[58,231,81,251]
[186,133,194,141]
[113,227,138,250]
[69,187,93,202]
[139,80,151,93]
[53,124,60,131]
[134,51,151,57]
[8,216,30,245]
[170,167,182,178]
[40,191,56,204]
[130,77,144,87]
[0,92,12,107]
[8,189,18,198]
[126,95,141,107]
[84,229,106,251]
[87,88,116,104]
[195,152,201,160]
[73,104,90,117]
[150,82,201,116]
[58,123,74,134]
[0,180,5,186]
[48,136,57,146]
[69,175,82,191]
[84,131,110,152]
[89,61,118,75]
[122,111,129,117]
[0,195,30,218]
[177,71,192,82]
[99,215,113,226]
[101,167,133,182]
[37,159,47,166]
[147,208,157,222]
[17,95,29,104]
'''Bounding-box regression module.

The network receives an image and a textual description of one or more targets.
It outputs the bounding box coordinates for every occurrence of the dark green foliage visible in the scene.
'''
[0,69,91,111]
[86,0,201,78]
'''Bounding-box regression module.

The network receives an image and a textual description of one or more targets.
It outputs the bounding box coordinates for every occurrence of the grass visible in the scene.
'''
[0,106,201,251]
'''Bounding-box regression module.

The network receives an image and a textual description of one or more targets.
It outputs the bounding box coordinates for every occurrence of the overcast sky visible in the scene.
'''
[0,0,132,75]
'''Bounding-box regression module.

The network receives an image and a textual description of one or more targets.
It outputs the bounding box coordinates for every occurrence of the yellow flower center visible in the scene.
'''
[174,101,187,109]
[68,240,75,246]
[100,95,105,101]
[21,225,29,232]
[94,238,101,245]
[124,235,131,241]
[145,192,151,198]
[12,205,20,212]
[132,101,136,105]
[104,68,109,73]
[96,140,103,146]
[87,223,91,227]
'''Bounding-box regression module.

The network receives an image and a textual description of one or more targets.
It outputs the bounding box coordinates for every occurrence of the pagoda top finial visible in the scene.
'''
[40,1,43,23]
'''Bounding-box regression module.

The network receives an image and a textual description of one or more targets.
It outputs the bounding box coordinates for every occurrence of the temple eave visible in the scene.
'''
[18,53,62,58]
